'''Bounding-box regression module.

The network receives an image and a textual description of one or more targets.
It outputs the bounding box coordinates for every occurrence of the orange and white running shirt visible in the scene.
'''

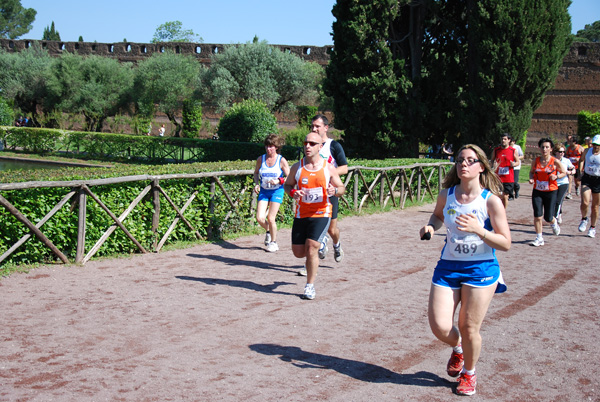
[294,158,331,218]
[532,156,558,192]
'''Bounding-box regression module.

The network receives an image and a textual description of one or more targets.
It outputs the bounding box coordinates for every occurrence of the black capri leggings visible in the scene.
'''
[532,189,558,222]
[554,184,569,218]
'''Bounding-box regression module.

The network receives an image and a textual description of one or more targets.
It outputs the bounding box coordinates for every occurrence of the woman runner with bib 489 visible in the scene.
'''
[420,144,511,396]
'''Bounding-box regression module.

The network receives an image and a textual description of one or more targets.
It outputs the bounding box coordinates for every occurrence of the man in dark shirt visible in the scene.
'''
[311,114,348,264]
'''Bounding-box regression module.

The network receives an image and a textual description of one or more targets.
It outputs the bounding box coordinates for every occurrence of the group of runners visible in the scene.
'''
[527,134,600,244]
[253,114,348,300]
[253,123,600,396]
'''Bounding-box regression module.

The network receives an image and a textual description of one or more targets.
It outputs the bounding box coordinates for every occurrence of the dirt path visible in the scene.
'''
[1,182,598,401]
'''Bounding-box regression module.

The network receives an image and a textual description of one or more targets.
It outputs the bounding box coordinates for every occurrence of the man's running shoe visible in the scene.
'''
[298,264,307,276]
[557,214,562,224]
[530,238,544,247]
[264,232,271,246]
[302,284,315,300]
[447,350,464,377]
[266,242,279,252]
[552,222,560,236]
[456,372,477,396]
[334,244,344,263]
[565,193,572,200]
[588,227,596,238]
[578,219,588,232]
[318,236,329,260]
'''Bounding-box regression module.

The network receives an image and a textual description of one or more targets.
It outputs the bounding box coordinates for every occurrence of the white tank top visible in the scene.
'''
[441,186,496,261]
[319,138,339,168]
[583,149,600,177]
[259,154,283,190]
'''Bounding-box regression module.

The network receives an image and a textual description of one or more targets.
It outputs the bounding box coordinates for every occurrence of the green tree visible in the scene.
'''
[203,40,319,113]
[0,0,36,39]
[574,20,600,42]
[182,99,203,138]
[0,96,13,125]
[325,0,572,157]
[46,53,134,132]
[42,21,60,41]
[133,51,203,136]
[0,44,53,126]
[424,0,572,150]
[324,1,413,157]
[151,21,202,43]
[218,99,278,142]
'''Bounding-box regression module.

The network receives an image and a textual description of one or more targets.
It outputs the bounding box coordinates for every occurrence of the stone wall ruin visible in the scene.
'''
[1,38,599,147]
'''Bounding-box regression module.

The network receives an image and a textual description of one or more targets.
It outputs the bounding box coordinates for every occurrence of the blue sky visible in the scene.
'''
[20,0,600,46]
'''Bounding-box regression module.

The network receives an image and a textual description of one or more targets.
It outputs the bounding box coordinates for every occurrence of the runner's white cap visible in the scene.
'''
[593,135,600,145]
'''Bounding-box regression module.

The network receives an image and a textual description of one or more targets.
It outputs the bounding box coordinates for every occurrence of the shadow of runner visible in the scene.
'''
[249,343,453,388]
[186,253,297,273]
[176,276,297,296]
[215,240,264,251]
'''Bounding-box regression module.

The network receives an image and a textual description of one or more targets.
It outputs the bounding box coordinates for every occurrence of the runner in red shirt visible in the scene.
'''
[490,134,519,208]
[565,134,584,198]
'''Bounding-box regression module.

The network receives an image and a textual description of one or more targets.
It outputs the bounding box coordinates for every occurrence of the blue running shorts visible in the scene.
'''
[258,187,285,204]
[432,259,507,293]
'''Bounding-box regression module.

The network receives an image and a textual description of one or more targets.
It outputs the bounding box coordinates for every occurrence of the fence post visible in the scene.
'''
[75,186,86,264]
[353,170,359,211]
[207,178,216,239]
[379,172,385,207]
[152,178,160,250]
[401,172,405,206]
[438,165,443,192]
[417,170,422,201]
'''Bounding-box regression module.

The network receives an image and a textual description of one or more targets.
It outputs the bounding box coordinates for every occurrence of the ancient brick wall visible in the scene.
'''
[527,42,600,148]
[0,38,332,66]
[1,38,598,146]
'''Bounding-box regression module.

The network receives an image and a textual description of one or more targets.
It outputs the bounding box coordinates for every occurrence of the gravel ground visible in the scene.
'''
[0,182,598,401]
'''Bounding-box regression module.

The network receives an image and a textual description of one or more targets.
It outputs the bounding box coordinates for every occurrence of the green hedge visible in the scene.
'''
[0,156,447,268]
[0,126,302,164]
[577,111,600,141]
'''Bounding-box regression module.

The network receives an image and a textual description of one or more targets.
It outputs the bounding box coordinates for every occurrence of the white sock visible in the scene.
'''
[334,242,341,249]
[453,345,463,354]
[536,233,543,240]
[462,368,475,376]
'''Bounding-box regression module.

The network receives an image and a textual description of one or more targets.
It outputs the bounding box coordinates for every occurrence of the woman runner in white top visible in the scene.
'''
[552,144,575,224]
[253,134,290,252]
[578,134,600,238]
[420,144,511,396]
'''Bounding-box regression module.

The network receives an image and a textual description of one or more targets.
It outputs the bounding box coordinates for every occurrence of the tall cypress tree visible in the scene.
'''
[325,0,572,157]
[324,0,416,158]
[424,0,572,149]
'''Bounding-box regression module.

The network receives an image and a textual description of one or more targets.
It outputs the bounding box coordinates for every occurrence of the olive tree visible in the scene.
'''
[46,53,134,132]
[203,40,319,113]
[133,51,203,136]
[0,45,53,126]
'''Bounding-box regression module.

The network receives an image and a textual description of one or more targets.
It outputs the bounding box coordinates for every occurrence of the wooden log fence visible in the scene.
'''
[0,162,452,266]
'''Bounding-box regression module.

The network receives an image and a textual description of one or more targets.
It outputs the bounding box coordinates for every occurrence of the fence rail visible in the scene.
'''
[0,162,452,267]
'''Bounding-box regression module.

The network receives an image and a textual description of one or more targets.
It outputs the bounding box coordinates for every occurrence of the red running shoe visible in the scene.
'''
[446,350,464,377]
[456,372,477,396]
